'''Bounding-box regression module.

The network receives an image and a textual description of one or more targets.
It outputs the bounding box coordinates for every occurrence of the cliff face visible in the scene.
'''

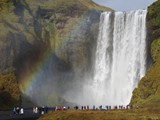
[0,0,112,107]
[131,0,160,108]
[0,0,109,73]
[0,71,20,110]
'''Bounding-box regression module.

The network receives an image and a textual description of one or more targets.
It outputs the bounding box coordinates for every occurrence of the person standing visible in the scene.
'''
[20,108,24,115]
[12,107,16,115]
[81,106,84,110]
[16,107,20,115]
[87,105,89,110]
[93,105,95,110]
[35,107,38,113]
[42,106,45,114]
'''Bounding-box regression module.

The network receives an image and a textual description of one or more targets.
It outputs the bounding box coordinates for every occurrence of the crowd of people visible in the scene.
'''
[33,106,49,114]
[74,105,133,110]
[12,104,134,115]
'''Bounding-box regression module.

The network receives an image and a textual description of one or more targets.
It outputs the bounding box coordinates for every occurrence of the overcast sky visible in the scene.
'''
[93,0,157,11]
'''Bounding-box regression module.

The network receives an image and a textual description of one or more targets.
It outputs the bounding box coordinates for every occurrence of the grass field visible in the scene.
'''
[39,108,160,120]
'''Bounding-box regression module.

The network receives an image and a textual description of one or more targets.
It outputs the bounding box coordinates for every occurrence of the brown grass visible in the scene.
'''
[39,108,160,120]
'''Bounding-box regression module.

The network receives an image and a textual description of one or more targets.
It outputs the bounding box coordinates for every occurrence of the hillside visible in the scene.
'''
[131,0,160,108]
[0,0,112,109]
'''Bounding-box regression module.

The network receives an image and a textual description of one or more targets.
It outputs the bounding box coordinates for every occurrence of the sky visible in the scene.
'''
[93,0,157,11]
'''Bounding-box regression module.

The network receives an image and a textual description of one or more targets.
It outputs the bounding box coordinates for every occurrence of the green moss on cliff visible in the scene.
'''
[148,0,160,62]
[131,55,160,108]
[0,0,13,11]
[148,0,160,27]
[0,70,21,110]
[131,0,160,108]
[151,38,160,61]
[147,0,160,41]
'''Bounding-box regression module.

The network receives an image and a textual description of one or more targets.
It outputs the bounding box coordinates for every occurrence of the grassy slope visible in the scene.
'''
[25,0,112,12]
[41,0,112,11]
[131,56,160,108]
[79,0,112,11]
[130,0,160,108]
[39,109,160,120]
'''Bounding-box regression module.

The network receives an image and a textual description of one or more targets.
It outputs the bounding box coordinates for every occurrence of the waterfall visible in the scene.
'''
[93,10,147,106]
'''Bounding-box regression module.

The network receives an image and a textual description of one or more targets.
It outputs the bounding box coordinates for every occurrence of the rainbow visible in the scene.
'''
[19,13,88,100]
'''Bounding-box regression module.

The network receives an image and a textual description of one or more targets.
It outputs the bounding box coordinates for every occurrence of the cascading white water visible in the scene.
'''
[93,10,147,106]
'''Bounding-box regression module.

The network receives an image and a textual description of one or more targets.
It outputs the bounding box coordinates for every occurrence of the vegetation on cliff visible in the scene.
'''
[0,70,20,110]
[147,0,160,62]
[0,1,21,110]
[131,0,160,108]
[131,55,160,108]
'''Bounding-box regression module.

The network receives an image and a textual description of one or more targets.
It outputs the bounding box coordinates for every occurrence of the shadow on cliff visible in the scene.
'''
[0,91,19,110]
[13,0,44,41]
[8,32,73,106]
